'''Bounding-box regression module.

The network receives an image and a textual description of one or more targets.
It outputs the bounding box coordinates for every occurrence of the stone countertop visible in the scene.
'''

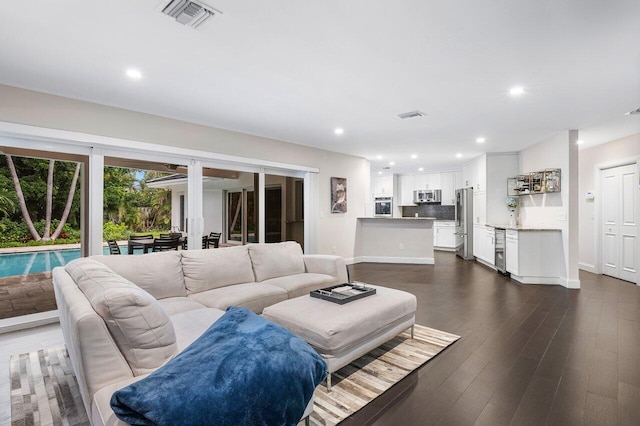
[359,216,437,220]
[487,224,562,231]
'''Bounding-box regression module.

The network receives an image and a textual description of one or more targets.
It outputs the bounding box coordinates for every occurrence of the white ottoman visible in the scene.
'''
[262,285,417,390]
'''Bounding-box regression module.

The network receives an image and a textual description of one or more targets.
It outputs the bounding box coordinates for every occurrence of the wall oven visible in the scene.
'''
[374,197,393,217]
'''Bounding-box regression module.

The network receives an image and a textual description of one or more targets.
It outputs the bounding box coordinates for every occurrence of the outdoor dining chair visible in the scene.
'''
[107,240,121,255]
[181,236,209,250]
[152,237,181,252]
[130,234,153,240]
[208,232,221,248]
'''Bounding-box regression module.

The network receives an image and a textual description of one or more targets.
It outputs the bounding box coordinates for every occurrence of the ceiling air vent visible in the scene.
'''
[626,107,640,115]
[161,0,221,28]
[398,110,426,120]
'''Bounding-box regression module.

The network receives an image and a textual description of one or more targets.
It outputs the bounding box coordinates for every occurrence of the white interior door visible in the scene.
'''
[601,164,637,283]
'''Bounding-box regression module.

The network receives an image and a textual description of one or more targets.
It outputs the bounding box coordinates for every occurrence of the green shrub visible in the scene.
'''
[103,222,131,241]
[0,218,81,244]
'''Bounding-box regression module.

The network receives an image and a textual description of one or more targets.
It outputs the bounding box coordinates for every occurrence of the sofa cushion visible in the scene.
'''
[110,307,326,426]
[158,297,207,316]
[248,241,306,282]
[261,273,338,299]
[93,251,186,299]
[170,308,226,351]
[181,245,255,294]
[187,282,288,314]
[65,258,178,375]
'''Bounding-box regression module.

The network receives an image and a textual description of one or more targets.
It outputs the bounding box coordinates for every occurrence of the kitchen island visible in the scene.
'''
[354,217,436,264]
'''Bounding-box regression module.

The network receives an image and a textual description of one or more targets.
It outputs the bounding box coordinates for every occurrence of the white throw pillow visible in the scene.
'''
[65,258,178,375]
[93,251,186,299]
[181,245,256,294]
[248,241,306,282]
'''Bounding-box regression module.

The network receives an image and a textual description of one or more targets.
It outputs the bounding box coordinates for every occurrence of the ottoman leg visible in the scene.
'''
[326,372,332,392]
[411,325,414,339]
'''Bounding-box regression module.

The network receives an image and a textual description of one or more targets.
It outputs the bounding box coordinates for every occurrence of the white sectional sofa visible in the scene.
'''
[52,241,347,425]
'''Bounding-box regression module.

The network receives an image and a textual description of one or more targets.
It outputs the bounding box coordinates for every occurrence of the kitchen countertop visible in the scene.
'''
[487,224,562,231]
[359,217,437,220]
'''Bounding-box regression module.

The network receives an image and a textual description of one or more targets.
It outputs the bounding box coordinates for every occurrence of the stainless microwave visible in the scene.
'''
[414,189,442,204]
[374,197,393,216]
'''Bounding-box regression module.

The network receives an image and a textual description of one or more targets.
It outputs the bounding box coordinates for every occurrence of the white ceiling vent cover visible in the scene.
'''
[161,0,221,28]
[398,110,426,120]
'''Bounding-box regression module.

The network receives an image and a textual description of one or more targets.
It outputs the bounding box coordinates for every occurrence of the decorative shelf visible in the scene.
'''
[507,169,561,196]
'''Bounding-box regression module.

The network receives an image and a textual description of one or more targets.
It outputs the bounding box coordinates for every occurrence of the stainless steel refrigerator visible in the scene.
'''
[455,188,474,260]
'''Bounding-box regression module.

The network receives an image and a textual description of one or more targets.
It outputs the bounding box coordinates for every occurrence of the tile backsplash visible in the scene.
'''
[402,204,455,220]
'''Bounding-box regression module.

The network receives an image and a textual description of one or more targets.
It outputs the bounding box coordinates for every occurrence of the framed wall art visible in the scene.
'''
[331,177,347,213]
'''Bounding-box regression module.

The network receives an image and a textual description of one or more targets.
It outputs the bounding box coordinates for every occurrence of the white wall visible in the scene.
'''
[518,131,580,288]
[578,133,640,271]
[0,84,370,259]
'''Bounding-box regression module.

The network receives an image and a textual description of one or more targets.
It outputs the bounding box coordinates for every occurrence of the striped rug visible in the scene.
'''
[308,325,460,425]
[10,325,459,426]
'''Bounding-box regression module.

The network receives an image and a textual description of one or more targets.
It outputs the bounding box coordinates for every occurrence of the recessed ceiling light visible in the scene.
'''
[334,128,344,135]
[418,167,424,172]
[576,140,584,145]
[389,162,395,166]
[376,155,383,160]
[509,86,525,96]
[476,137,486,143]
[377,171,383,175]
[456,153,462,158]
[126,68,143,80]
[411,154,417,159]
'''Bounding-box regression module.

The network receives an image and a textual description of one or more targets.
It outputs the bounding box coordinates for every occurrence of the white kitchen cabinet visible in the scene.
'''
[399,174,415,206]
[372,174,394,197]
[440,172,455,205]
[465,154,518,261]
[434,221,456,250]
[506,230,519,274]
[454,171,464,191]
[473,224,495,265]
[505,230,563,285]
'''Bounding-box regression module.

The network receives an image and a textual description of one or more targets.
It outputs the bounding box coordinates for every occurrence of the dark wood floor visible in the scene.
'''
[345,252,640,426]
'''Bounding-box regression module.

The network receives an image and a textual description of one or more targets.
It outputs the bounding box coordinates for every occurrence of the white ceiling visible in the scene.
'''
[0,0,638,175]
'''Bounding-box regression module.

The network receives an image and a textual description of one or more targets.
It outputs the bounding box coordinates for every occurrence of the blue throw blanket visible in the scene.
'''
[110,307,327,426]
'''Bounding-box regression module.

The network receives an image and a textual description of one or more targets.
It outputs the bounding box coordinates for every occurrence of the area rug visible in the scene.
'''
[10,325,459,426]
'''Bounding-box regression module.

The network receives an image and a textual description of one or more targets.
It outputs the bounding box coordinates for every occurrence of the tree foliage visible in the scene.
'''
[0,156,173,244]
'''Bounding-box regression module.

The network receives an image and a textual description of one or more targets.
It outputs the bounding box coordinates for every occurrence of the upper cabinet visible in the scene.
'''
[462,155,486,192]
[440,171,455,205]
[397,171,460,206]
[464,153,519,225]
[371,174,394,198]
[398,174,415,205]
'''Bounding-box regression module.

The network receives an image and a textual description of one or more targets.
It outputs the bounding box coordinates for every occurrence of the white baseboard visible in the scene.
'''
[510,275,560,285]
[561,278,581,289]
[344,257,356,265]
[434,247,456,252]
[352,256,435,265]
[0,310,59,335]
[578,262,597,273]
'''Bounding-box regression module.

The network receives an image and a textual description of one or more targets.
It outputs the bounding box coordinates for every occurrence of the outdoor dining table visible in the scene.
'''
[127,238,155,254]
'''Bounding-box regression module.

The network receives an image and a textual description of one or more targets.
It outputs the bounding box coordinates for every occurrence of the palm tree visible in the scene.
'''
[5,154,81,241]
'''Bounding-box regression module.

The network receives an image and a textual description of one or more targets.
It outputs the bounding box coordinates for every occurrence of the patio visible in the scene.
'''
[0,272,56,320]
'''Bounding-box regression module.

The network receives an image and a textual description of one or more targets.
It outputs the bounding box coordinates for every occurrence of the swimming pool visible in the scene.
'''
[0,246,125,278]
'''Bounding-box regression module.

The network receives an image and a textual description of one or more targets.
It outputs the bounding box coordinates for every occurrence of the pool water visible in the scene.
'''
[0,246,125,279]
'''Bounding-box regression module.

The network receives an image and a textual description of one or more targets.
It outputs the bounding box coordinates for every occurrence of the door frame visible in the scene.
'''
[594,157,640,284]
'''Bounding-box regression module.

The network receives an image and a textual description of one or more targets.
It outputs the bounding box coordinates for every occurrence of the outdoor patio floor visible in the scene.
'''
[0,272,56,320]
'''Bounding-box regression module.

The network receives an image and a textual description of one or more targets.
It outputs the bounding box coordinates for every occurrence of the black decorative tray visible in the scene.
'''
[310,282,376,304]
